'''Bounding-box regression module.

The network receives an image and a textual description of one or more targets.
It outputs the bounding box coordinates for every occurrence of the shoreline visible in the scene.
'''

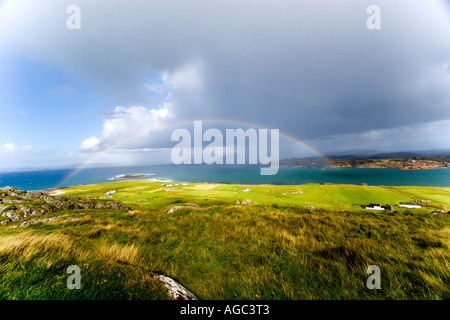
[38,179,450,193]
[2,167,450,192]
[290,165,450,170]
[324,166,450,170]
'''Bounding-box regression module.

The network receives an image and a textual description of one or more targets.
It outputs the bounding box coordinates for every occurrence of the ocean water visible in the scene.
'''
[1,165,450,191]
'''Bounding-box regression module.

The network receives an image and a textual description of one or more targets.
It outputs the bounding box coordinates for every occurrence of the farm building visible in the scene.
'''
[363,203,394,211]
[364,204,384,210]
[398,201,421,208]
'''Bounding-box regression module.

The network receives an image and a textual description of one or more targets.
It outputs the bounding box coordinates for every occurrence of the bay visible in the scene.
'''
[1,165,450,191]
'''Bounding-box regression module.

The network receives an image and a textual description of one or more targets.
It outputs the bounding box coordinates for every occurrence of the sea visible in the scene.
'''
[1,164,450,191]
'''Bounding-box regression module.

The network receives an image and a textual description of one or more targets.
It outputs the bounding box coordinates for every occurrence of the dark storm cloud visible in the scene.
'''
[2,0,450,155]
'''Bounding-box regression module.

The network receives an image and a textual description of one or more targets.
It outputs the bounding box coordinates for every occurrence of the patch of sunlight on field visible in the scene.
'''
[181,184,235,199]
[322,184,414,205]
[393,186,450,205]
[188,183,217,190]
[228,184,335,208]
[210,184,240,191]
[121,186,153,191]
[292,184,335,207]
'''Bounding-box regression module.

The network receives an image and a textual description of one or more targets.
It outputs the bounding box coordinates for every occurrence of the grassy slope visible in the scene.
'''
[1,180,449,300]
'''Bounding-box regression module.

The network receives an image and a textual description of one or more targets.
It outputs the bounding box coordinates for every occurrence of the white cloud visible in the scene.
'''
[78,61,206,153]
[1,142,32,153]
[79,105,172,152]
[79,136,100,152]
[3,142,17,152]
[0,143,95,170]
[103,106,170,143]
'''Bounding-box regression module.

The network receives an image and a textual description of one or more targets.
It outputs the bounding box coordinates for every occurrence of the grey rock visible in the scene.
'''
[0,187,130,226]
[1,205,17,216]
[1,219,11,225]
[41,196,65,209]
[2,199,24,204]
[4,210,23,222]
[17,205,33,217]
[155,274,198,300]
[303,205,320,210]
[1,186,16,193]
[23,191,44,199]
[168,203,200,213]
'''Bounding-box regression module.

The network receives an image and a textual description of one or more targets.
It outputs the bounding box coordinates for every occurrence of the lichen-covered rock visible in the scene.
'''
[304,205,320,210]
[0,219,11,225]
[22,191,44,200]
[154,274,198,300]
[0,187,130,225]
[168,203,200,213]
[1,186,24,194]
[16,205,32,217]
[1,205,17,215]
[41,196,67,209]
[4,210,23,222]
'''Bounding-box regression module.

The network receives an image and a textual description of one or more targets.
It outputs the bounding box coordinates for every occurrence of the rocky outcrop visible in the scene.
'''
[153,274,198,300]
[303,205,320,210]
[167,203,200,213]
[11,212,86,228]
[235,199,254,205]
[0,186,130,225]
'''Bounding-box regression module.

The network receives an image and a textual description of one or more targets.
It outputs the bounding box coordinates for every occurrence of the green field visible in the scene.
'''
[1,180,449,300]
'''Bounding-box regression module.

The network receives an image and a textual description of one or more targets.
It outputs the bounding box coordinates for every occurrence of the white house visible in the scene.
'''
[363,203,394,211]
[399,201,421,208]
[365,204,384,210]
[243,187,250,192]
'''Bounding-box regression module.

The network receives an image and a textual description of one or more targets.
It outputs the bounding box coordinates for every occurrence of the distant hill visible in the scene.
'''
[323,148,450,159]
[281,148,450,169]
[324,149,386,158]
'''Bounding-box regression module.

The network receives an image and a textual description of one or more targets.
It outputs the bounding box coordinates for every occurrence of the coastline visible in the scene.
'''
[325,165,450,170]
[39,177,450,193]
[3,166,450,192]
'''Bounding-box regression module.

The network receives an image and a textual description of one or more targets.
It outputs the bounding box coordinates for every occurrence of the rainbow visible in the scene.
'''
[59,119,332,186]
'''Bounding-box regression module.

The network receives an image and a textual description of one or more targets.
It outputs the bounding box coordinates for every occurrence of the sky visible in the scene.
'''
[0,0,450,170]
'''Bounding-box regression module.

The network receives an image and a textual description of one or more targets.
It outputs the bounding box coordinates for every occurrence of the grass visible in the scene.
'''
[0,212,169,300]
[1,180,449,300]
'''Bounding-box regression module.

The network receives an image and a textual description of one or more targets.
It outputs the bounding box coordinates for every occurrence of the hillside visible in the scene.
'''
[281,155,450,169]
[329,156,450,170]
[1,181,449,300]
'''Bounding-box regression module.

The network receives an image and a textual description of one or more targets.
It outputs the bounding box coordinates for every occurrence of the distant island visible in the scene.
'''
[110,173,155,180]
[281,155,450,170]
